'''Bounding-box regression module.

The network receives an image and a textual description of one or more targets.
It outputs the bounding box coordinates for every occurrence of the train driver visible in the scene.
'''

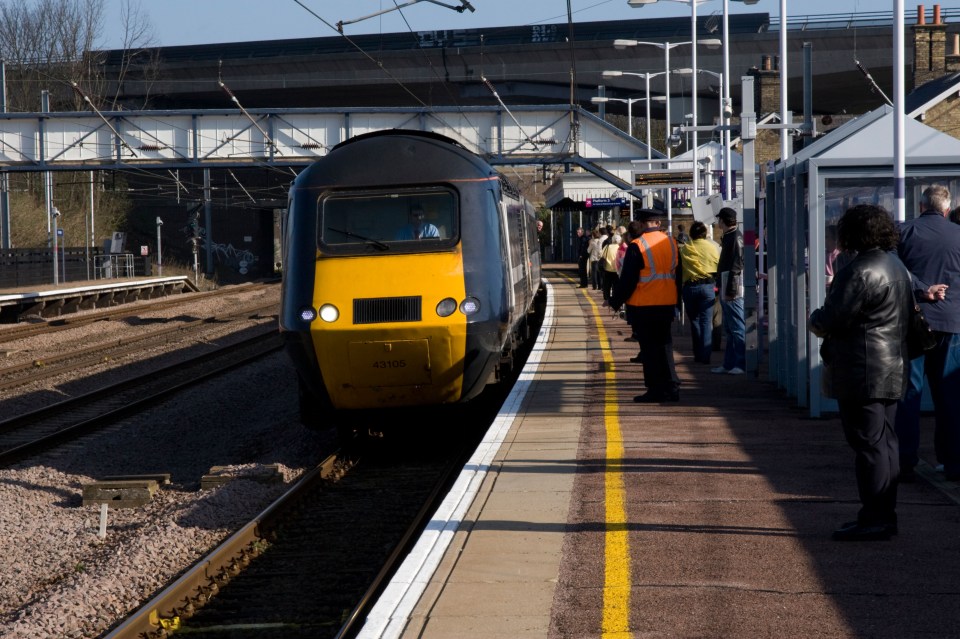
[396,205,441,240]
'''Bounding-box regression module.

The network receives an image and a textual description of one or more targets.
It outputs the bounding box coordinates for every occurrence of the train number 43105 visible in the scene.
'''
[373,360,407,369]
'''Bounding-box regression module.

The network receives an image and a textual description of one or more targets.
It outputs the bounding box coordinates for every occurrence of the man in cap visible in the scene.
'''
[610,209,681,402]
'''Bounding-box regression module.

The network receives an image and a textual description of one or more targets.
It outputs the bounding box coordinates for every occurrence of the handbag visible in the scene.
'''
[907,303,938,359]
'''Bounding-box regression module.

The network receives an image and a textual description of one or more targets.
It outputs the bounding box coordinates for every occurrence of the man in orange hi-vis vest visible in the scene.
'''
[610,210,682,403]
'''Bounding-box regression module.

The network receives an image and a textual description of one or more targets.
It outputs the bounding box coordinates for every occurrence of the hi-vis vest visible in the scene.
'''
[627,231,678,306]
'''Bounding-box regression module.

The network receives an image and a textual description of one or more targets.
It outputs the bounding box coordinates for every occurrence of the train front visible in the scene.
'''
[280,132,507,413]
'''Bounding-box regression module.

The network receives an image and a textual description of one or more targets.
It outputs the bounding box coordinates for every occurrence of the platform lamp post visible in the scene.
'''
[591,94,647,219]
[628,0,758,200]
[599,70,671,156]
[613,36,720,231]
[52,206,61,285]
[156,216,163,276]
[675,67,727,197]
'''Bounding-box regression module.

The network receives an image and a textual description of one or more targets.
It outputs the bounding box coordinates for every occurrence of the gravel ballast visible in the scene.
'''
[0,285,334,638]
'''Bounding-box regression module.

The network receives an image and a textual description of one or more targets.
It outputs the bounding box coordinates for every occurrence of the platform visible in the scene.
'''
[359,267,960,638]
[0,276,199,323]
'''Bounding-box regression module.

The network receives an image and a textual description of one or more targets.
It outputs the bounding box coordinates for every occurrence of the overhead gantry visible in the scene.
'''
[0,104,661,192]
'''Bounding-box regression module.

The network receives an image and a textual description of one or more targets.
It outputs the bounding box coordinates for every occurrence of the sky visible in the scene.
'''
[98,0,960,50]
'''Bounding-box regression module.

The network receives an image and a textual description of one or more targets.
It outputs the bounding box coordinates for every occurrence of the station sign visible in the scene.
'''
[584,197,627,208]
[633,169,694,188]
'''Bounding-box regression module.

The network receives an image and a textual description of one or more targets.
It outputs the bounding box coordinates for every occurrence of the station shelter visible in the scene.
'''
[542,172,634,262]
[765,104,960,416]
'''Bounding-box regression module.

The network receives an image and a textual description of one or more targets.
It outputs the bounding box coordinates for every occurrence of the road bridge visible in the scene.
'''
[99,10,960,118]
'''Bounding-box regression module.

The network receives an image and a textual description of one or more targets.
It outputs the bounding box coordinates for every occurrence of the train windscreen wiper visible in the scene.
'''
[327,227,390,251]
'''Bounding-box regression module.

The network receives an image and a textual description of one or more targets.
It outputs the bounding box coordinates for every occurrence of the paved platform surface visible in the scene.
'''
[364,268,960,638]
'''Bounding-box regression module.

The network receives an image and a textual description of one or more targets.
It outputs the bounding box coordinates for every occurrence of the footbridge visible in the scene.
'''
[0,104,661,192]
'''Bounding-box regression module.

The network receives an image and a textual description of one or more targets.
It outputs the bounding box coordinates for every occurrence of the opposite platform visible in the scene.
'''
[361,270,960,639]
[0,276,199,322]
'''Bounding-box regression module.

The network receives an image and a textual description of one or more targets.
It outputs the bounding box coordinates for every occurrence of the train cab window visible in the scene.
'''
[318,189,458,255]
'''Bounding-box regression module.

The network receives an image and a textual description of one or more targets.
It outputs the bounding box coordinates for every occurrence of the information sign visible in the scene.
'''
[584,197,627,208]
[633,170,694,188]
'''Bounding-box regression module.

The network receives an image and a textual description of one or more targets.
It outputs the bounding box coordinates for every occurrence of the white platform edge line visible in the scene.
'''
[357,279,556,639]
[0,276,190,302]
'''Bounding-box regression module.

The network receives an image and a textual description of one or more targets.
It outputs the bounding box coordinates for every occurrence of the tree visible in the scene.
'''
[0,0,155,249]
[0,0,159,112]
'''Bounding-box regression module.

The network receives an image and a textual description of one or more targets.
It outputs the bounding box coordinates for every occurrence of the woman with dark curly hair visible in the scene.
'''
[808,204,913,541]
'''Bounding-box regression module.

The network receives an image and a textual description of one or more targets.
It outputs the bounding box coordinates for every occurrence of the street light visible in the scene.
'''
[600,69,669,157]
[52,206,61,285]
[156,216,164,276]
[675,67,730,198]
[628,0,759,199]
[593,92,654,218]
[591,96,642,138]
[614,37,719,228]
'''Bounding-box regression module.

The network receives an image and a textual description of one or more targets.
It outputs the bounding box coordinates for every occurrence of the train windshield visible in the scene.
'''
[318,188,458,255]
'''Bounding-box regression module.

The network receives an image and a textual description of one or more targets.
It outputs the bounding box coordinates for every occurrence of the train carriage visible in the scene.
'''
[280,129,541,427]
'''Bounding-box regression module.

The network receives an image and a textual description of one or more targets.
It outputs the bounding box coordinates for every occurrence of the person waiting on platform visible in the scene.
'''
[679,221,720,365]
[895,184,960,484]
[610,210,681,403]
[576,227,590,288]
[600,233,621,305]
[808,204,913,542]
[588,228,604,290]
[396,205,440,240]
[712,207,746,375]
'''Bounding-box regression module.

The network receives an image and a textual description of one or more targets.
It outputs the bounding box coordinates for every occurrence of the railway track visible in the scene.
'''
[0,328,282,465]
[101,420,485,639]
[0,282,273,345]
[0,301,278,393]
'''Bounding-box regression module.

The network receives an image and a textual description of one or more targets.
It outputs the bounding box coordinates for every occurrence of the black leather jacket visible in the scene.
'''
[808,248,912,401]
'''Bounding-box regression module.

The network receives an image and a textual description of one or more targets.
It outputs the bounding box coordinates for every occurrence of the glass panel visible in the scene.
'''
[818,175,960,292]
[823,176,960,226]
[318,188,458,255]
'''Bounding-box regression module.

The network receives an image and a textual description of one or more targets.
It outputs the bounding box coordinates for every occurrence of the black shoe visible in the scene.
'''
[629,355,643,363]
[634,392,666,403]
[832,522,894,541]
[624,335,638,342]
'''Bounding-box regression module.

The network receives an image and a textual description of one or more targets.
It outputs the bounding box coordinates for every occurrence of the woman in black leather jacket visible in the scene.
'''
[808,204,913,541]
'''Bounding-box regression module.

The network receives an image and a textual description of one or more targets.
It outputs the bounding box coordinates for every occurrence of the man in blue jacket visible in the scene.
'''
[896,184,960,481]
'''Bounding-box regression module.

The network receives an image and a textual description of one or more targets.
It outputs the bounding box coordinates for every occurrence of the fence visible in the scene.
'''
[0,248,153,288]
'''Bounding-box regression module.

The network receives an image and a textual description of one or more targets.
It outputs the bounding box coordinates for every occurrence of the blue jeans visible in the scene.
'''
[683,282,715,364]
[894,355,925,470]
[720,295,746,371]
[896,333,960,475]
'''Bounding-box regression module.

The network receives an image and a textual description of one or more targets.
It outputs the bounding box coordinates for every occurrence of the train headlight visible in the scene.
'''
[459,297,481,316]
[299,306,317,322]
[436,297,457,317]
[318,303,340,323]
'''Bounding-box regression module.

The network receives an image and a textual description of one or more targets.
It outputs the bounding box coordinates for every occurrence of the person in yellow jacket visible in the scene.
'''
[610,210,682,402]
[679,221,721,365]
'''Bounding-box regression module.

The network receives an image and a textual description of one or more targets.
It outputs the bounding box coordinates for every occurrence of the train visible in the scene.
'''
[279,129,543,429]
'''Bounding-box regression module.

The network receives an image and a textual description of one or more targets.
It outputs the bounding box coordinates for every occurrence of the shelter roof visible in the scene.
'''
[783,105,960,167]
[543,172,632,209]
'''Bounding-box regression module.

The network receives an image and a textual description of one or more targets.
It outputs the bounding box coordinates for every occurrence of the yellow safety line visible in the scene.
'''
[567,275,632,637]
